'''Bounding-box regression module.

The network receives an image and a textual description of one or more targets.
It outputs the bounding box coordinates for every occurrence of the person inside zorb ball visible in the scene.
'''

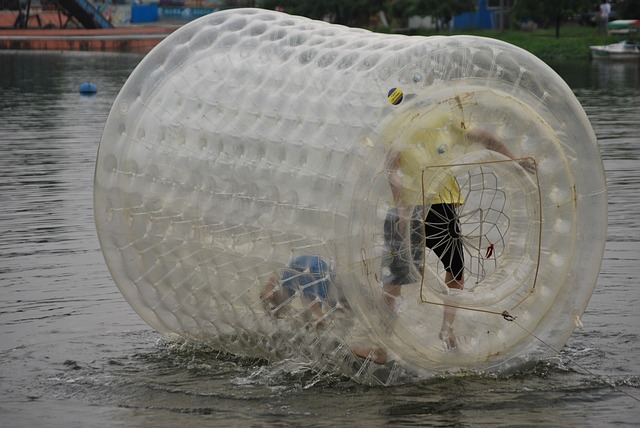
[94,8,607,385]
[260,255,346,322]
[378,103,537,354]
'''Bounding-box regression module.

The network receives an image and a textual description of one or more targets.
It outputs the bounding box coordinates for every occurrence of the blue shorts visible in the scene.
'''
[381,203,464,285]
[280,255,332,300]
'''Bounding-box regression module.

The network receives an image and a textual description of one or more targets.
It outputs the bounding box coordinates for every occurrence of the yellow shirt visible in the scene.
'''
[385,111,466,207]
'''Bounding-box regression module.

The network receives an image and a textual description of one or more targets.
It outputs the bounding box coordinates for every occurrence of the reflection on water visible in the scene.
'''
[0,51,638,426]
[547,58,640,90]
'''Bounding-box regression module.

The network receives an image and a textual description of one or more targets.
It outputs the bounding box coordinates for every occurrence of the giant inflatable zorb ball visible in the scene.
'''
[94,8,607,385]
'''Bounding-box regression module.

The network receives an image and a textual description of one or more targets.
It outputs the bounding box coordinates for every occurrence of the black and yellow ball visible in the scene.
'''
[387,87,403,105]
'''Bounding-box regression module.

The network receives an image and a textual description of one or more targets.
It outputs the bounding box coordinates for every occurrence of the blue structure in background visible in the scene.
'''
[158,6,219,21]
[453,0,500,30]
[131,4,159,23]
[59,0,114,29]
[15,0,114,29]
[129,4,222,24]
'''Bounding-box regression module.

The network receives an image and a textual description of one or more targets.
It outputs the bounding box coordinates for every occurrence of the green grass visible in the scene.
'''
[467,26,628,60]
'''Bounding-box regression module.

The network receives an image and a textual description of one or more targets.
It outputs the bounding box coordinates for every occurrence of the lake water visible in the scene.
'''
[1,51,638,427]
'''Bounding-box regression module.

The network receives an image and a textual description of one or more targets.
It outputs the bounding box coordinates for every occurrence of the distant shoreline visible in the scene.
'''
[1,11,634,60]
[380,24,636,61]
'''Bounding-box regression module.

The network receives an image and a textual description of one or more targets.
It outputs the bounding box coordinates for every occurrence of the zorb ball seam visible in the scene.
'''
[94,8,607,385]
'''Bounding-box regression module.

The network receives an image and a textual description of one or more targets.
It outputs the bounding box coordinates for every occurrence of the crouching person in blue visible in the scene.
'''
[260,255,343,322]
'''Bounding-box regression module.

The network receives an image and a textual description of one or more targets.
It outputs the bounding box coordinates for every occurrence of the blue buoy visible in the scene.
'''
[79,82,97,95]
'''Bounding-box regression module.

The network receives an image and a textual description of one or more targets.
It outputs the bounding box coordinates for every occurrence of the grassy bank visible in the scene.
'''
[469,26,628,60]
[396,25,630,60]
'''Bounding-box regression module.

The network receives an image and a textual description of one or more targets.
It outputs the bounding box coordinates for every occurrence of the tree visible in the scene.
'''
[386,0,424,19]
[425,0,477,24]
[385,0,476,28]
[258,0,386,26]
[619,0,640,19]
[513,0,593,37]
[258,0,476,29]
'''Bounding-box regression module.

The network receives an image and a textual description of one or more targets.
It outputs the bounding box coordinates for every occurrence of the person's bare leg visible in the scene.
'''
[260,275,276,300]
[350,283,400,364]
[383,283,402,312]
[440,271,464,349]
[310,300,325,323]
[352,346,388,364]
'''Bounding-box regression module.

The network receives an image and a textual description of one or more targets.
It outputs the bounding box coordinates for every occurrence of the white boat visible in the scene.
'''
[590,39,640,60]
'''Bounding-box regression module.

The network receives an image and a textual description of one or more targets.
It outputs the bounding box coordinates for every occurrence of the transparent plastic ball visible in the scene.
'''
[94,8,607,385]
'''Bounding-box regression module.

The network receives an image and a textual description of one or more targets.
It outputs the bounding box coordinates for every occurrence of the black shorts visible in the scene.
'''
[381,203,465,285]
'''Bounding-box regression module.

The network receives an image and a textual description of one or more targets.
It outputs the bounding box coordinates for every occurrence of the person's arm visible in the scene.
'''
[467,128,536,174]
[385,146,411,227]
[260,274,280,303]
[386,148,404,208]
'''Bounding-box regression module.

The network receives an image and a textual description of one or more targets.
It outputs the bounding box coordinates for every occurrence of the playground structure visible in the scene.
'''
[8,0,114,29]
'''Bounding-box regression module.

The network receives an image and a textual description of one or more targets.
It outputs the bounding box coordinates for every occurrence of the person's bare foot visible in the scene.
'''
[352,347,388,365]
[439,329,457,350]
